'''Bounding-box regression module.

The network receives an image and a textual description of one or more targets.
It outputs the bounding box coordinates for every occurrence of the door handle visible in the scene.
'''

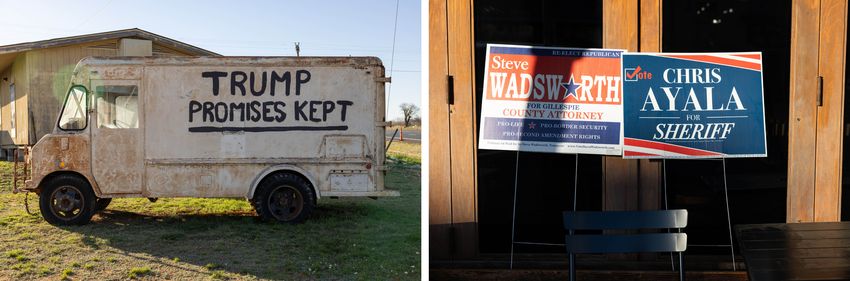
[447,75,455,105]
[817,76,823,107]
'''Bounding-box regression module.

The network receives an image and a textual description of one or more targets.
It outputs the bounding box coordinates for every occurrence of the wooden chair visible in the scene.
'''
[563,209,688,281]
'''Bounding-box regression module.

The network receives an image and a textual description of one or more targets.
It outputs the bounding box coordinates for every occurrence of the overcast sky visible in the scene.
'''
[0,0,420,120]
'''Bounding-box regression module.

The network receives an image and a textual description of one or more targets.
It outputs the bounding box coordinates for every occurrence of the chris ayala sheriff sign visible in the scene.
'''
[621,53,767,158]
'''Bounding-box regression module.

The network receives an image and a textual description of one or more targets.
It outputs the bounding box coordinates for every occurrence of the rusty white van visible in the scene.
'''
[17,56,396,225]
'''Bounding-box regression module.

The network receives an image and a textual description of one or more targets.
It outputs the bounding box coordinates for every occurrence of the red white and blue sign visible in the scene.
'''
[621,53,767,158]
[478,44,625,155]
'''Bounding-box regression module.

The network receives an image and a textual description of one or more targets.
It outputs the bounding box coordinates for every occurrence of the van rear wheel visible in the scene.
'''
[252,173,315,223]
[39,175,97,225]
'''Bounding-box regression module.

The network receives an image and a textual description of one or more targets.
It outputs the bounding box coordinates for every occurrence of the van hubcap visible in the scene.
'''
[50,185,84,220]
[268,185,304,221]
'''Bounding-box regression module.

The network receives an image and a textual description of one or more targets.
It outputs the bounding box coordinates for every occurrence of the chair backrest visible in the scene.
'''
[563,209,688,254]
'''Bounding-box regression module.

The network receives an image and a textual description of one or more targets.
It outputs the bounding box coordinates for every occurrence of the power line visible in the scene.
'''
[386,0,400,119]
[73,0,114,30]
[171,36,420,55]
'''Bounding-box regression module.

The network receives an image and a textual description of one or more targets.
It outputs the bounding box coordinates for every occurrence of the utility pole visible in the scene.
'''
[295,42,301,57]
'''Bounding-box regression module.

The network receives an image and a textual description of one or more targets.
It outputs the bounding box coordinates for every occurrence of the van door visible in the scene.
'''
[90,79,144,195]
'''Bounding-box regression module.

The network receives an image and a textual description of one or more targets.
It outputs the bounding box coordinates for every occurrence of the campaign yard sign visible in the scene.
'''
[621,53,767,159]
[478,44,625,155]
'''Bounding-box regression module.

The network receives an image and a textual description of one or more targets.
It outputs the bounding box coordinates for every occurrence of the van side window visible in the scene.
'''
[96,85,139,129]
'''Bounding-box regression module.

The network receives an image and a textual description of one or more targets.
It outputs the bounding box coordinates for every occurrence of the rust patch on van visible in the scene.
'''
[28,134,99,194]
[145,164,257,197]
[93,66,142,80]
[91,129,143,194]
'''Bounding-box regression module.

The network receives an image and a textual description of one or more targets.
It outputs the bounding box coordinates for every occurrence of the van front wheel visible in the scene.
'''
[39,175,97,225]
[252,173,315,223]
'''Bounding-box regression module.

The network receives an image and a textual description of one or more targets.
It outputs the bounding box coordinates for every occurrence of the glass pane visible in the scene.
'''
[96,85,139,129]
[58,86,88,130]
[474,0,603,254]
[663,0,791,254]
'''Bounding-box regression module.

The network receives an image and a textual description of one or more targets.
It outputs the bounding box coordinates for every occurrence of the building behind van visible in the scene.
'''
[0,29,219,157]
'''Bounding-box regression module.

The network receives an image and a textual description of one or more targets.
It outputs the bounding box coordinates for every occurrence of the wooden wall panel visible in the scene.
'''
[430,0,478,259]
[429,0,452,225]
[638,0,662,211]
[12,55,28,145]
[447,0,476,224]
[787,0,822,223]
[602,0,663,213]
[603,0,639,51]
[602,0,639,212]
[0,66,13,146]
[604,158,639,211]
[20,39,196,146]
[26,40,117,144]
[814,0,847,222]
[639,0,662,53]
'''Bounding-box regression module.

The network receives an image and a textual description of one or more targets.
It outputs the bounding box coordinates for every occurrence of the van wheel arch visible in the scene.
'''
[249,166,319,204]
[37,171,97,195]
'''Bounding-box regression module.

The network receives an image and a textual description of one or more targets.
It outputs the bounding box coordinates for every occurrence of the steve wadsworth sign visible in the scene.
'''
[621,53,767,158]
[478,44,625,155]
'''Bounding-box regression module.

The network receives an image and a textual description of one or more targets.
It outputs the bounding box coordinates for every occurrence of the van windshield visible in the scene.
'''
[58,86,88,130]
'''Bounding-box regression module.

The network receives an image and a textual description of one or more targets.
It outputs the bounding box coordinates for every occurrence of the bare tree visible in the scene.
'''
[399,103,420,127]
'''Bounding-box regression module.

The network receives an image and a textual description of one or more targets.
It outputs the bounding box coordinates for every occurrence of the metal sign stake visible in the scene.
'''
[510,153,580,269]
[510,151,520,269]
[662,158,737,272]
[722,158,737,271]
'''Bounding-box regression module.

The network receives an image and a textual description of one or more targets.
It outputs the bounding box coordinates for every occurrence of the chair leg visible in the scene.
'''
[678,252,685,281]
[569,253,576,281]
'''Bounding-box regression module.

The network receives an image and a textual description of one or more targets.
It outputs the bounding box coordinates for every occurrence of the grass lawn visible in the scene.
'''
[0,154,420,280]
[386,125,420,131]
[386,142,420,164]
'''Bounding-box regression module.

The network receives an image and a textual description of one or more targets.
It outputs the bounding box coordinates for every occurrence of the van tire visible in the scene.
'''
[39,175,97,225]
[95,198,112,211]
[252,172,315,223]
